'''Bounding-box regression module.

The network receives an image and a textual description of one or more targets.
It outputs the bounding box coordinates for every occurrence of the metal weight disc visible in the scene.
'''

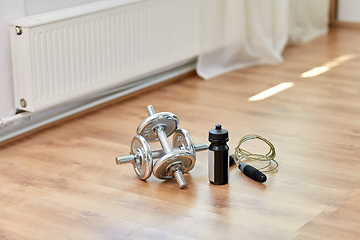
[130,135,153,180]
[153,149,195,179]
[137,112,179,141]
[172,129,196,156]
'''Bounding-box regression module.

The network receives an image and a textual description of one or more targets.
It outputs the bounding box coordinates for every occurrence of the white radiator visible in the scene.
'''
[9,0,199,112]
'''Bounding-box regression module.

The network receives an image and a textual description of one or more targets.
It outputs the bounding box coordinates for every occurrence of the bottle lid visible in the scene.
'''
[209,124,229,143]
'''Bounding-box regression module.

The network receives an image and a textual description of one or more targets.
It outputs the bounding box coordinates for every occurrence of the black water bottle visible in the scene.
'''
[208,124,229,185]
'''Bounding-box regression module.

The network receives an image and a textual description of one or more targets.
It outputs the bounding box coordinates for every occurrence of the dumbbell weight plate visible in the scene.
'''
[137,112,179,141]
[172,129,196,156]
[153,149,195,179]
[130,135,153,180]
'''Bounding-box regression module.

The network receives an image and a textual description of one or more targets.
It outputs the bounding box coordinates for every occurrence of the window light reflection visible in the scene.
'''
[301,66,330,78]
[248,82,294,101]
[301,53,358,78]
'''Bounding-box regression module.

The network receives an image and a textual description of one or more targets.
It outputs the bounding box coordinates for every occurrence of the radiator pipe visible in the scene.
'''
[0,112,32,128]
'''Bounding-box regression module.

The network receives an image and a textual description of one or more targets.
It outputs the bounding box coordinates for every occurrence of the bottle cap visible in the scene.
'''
[209,124,229,143]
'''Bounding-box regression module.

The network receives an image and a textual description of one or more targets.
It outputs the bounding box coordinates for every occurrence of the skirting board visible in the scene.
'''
[0,60,196,145]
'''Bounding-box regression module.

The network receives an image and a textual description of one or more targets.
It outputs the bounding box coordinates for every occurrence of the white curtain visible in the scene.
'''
[197,0,330,80]
[288,0,330,44]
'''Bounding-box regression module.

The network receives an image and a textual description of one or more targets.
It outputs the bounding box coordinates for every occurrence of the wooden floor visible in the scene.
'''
[1,27,360,239]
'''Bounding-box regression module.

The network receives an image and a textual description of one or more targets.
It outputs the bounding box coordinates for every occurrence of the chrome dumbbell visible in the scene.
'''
[137,105,199,189]
[116,130,208,181]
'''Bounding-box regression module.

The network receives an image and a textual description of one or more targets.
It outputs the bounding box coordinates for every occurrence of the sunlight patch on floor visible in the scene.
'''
[248,82,294,101]
[301,53,358,78]
[248,53,358,102]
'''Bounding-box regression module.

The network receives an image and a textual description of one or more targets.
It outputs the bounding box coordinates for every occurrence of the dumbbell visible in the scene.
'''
[116,130,208,180]
[137,105,198,189]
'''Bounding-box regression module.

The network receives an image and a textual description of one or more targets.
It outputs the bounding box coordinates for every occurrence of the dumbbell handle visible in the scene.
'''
[115,155,137,165]
[116,142,208,165]
[146,105,173,154]
[152,142,208,158]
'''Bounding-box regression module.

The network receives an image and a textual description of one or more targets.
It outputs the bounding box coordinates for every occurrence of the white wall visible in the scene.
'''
[338,0,360,23]
[0,0,24,118]
[24,0,99,15]
[0,0,99,117]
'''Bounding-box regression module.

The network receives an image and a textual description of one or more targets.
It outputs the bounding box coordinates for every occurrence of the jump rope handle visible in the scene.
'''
[229,154,267,183]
